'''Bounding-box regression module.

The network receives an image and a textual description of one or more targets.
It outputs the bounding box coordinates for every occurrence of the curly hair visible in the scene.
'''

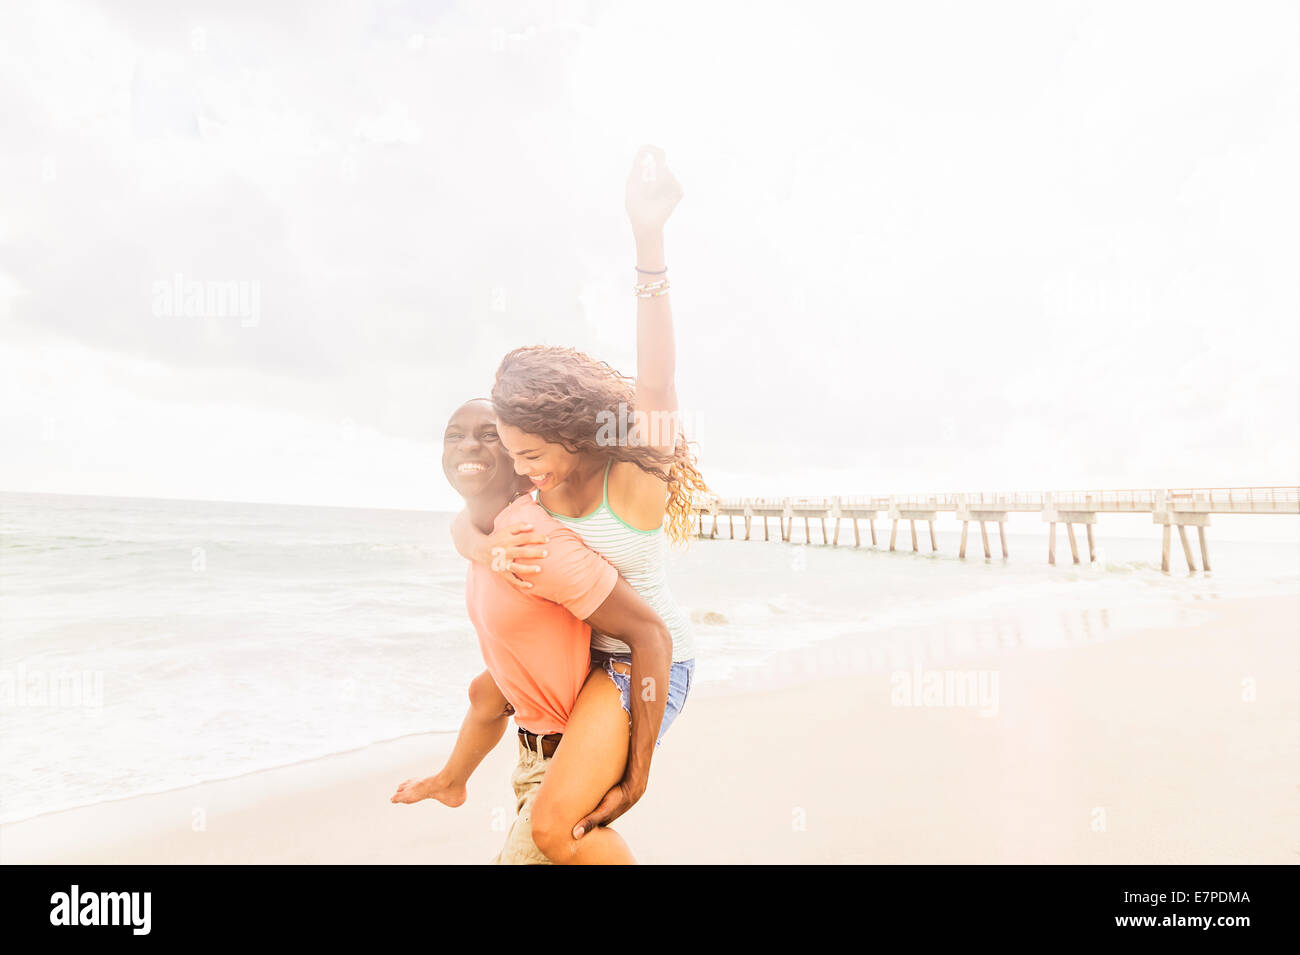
[491,345,708,546]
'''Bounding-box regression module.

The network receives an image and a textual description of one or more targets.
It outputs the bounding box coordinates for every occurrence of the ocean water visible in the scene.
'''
[1,491,1297,824]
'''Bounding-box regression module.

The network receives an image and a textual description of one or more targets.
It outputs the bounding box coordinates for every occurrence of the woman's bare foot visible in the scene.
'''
[390,772,467,807]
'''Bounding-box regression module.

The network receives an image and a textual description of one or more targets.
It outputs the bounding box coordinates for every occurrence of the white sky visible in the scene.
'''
[1,0,1297,529]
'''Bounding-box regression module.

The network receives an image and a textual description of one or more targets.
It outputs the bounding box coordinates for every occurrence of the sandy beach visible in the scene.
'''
[2,593,1295,865]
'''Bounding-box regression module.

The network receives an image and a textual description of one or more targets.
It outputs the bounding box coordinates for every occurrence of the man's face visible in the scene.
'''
[441,400,520,499]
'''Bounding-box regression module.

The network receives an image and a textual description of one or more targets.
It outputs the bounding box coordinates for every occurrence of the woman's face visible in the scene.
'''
[497,422,580,493]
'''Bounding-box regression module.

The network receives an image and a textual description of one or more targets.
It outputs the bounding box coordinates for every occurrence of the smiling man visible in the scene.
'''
[391,399,675,865]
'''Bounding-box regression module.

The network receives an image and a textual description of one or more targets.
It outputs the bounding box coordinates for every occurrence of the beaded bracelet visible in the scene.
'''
[633,278,671,298]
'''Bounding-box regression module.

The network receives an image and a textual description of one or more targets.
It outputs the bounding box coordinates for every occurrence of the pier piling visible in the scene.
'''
[1178,524,1197,571]
[1153,500,1210,573]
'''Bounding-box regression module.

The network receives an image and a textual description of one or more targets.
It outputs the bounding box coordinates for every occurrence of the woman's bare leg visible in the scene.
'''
[391,669,510,807]
[530,664,634,864]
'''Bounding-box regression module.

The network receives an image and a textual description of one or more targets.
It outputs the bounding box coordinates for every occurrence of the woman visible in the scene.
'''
[452,144,707,844]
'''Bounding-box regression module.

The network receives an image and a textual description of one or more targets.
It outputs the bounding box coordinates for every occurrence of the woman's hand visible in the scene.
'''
[625,144,683,239]
[479,521,549,592]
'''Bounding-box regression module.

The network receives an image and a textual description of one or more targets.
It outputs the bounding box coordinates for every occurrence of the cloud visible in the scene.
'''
[1,0,1296,511]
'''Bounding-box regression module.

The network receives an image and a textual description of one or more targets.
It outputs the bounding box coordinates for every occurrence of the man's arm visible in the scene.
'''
[570,577,672,838]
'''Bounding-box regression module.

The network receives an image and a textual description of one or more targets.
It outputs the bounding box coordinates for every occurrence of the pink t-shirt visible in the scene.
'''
[465,495,618,735]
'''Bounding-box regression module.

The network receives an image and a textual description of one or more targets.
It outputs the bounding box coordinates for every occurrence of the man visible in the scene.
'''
[392,399,674,864]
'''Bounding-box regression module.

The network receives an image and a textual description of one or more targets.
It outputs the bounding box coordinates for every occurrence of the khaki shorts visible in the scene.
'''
[493,737,554,865]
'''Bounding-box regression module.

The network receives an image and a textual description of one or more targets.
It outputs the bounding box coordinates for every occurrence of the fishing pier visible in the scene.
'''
[691,487,1299,572]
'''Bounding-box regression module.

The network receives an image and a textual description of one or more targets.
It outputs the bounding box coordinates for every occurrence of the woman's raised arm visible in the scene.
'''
[625,145,683,452]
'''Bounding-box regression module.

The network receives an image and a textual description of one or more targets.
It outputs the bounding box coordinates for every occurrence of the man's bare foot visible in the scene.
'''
[390,772,467,807]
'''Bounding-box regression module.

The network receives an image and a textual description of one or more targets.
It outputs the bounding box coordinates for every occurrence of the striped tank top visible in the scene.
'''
[536,460,695,663]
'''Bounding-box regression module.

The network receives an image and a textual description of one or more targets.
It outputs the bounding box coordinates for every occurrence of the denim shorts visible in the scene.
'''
[592,651,694,748]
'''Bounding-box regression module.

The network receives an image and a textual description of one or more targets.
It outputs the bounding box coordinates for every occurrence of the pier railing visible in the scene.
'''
[703,486,1300,515]
[1165,486,1300,511]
